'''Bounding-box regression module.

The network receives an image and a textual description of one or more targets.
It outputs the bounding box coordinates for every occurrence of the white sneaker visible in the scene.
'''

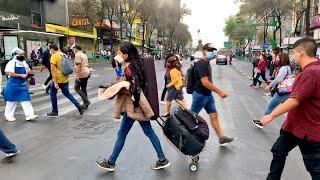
[6,117,16,122]
[26,115,38,121]
[42,84,47,90]
[160,101,166,105]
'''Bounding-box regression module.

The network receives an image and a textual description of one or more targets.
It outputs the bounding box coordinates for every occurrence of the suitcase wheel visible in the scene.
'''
[189,163,198,172]
[192,156,199,163]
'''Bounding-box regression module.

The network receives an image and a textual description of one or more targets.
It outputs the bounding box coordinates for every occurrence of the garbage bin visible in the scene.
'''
[0,59,9,75]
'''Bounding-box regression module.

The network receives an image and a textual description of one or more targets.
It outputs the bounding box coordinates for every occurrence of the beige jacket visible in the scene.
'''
[113,91,154,121]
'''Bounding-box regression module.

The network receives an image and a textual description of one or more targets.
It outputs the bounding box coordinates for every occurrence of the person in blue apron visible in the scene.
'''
[3,48,38,122]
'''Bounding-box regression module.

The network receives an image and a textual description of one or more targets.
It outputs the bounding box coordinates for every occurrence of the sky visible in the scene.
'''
[181,0,241,49]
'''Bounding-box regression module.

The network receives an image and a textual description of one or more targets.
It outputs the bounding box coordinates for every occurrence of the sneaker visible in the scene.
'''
[152,159,170,170]
[6,117,16,122]
[47,112,58,117]
[6,150,21,158]
[258,81,262,87]
[42,84,47,90]
[83,101,91,109]
[26,115,38,121]
[2,150,21,163]
[252,119,264,129]
[265,92,271,96]
[219,136,234,147]
[78,106,85,115]
[96,158,115,172]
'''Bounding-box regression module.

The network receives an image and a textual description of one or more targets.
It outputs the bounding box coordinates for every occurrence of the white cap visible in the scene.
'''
[11,47,25,55]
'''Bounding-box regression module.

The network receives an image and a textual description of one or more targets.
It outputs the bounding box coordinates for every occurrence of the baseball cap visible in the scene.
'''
[202,43,217,51]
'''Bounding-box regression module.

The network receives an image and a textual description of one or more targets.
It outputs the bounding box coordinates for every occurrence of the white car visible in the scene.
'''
[216,54,228,65]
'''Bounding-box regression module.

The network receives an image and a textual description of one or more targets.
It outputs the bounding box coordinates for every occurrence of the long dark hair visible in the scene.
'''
[279,53,291,67]
[118,42,145,90]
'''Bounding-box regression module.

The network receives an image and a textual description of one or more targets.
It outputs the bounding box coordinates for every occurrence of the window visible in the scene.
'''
[31,11,42,28]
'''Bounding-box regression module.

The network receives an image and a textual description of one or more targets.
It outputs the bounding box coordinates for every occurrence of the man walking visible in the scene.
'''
[191,43,234,146]
[72,44,91,109]
[41,42,54,94]
[47,44,84,117]
[260,37,320,180]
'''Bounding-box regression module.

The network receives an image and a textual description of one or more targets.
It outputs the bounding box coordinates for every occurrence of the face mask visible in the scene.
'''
[205,51,214,60]
[114,55,125,64]
[16,56,25,61]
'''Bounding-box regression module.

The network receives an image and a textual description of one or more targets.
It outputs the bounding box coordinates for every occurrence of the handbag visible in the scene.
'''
[277,67,295,95]
[29,77,36,85]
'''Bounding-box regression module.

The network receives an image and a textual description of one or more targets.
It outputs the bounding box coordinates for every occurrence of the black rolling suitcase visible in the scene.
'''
[156,107,209,172]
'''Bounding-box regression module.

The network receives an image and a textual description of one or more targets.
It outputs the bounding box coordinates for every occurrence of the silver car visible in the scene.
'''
[216,54,228,65]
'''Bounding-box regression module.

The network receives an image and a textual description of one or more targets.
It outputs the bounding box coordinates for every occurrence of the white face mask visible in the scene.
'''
[114,55,125,64]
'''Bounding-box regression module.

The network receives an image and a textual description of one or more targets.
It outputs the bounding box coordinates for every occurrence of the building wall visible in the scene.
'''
[44,0,67,26]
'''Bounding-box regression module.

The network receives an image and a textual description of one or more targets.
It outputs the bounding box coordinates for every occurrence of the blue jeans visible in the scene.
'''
[191,91,217,114]
[108,115,165,164]
[0,129,18,154]
[50,82,81,113]
[264,93,290,115]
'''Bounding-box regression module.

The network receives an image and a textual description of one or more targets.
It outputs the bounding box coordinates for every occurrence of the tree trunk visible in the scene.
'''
[110,19,114,51]
[129,24,133,42]
[306,0,311,36]
[141,22,146,53]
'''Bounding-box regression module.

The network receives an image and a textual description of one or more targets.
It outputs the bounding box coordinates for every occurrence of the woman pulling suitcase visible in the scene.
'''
[96,42,170,172]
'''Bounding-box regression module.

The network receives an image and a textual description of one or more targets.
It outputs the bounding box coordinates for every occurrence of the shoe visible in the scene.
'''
[152,159,170,170]
[161,113,170,118]
[252,119,264,129]
[265,92,271,96]
[78,106,85,115]
[47,112,58,117]
[26,115,38,121]
[42,84,47,90]
[6,117,16,122]
[96,158,115,172]
[249,84,253,87]
[160,101,166,105]
[83,101,91,109]
[258,81,262,87]
[6,150,21,158]
[2,150,20,163]
[251,86,258,89]
[219,136,234,147]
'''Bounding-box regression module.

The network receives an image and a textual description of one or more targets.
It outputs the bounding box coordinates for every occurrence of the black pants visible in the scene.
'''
[253,71,268,86]
[267,129,320,180]
[44,67,52,86]
[74,75,90,104]
[160,75,169,101]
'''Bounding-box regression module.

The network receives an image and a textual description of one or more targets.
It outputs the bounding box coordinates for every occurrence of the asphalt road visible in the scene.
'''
[0,59,310,180]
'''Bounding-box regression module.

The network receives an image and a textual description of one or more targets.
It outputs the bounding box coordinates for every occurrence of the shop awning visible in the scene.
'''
[45,24,97,40]
[9,30,64,37]
[94,20,120,30]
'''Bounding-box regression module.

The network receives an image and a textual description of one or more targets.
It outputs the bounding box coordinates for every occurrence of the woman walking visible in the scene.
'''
[252,53,292,128]
[160,53,175,103]
[3,48,38,121]
[251,53,269,88]
[96,42,170,172]
[162,56,188,117]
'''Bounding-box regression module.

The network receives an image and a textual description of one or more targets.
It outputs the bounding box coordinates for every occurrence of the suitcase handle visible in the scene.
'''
[155,117,166,127]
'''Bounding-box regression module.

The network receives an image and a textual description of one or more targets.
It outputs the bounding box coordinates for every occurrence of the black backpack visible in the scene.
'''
[186,63,195,94]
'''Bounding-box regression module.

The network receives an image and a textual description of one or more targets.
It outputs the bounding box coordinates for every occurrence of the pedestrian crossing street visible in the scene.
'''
[0,83,114,118]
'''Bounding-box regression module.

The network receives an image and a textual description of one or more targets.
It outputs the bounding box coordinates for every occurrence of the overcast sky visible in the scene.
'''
[181,0,241,49]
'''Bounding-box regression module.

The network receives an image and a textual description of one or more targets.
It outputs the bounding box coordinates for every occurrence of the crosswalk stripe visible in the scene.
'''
[30,86,93,104]
[56,96,102,116]
[16,89,98,115]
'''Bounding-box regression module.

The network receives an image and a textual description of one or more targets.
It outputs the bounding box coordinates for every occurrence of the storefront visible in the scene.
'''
[45,23,97,54]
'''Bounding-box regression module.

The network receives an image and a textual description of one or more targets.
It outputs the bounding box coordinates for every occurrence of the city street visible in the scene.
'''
[0,59,310,180]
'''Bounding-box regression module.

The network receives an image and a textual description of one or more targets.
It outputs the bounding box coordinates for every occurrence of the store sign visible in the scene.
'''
[71,18,90,26]
[0,14,19,22]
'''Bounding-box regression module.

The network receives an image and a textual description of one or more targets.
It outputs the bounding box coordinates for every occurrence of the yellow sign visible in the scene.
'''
[71,18,90,26]
[45,24,97,40]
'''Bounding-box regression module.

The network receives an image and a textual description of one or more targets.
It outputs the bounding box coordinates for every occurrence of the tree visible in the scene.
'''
[305,0,311,36]
[125,0,143,42]
[293,0,307,36]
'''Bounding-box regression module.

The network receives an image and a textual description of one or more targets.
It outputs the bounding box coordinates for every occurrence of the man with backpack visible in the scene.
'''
[47,44,84,117]
[189,43,234,146]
